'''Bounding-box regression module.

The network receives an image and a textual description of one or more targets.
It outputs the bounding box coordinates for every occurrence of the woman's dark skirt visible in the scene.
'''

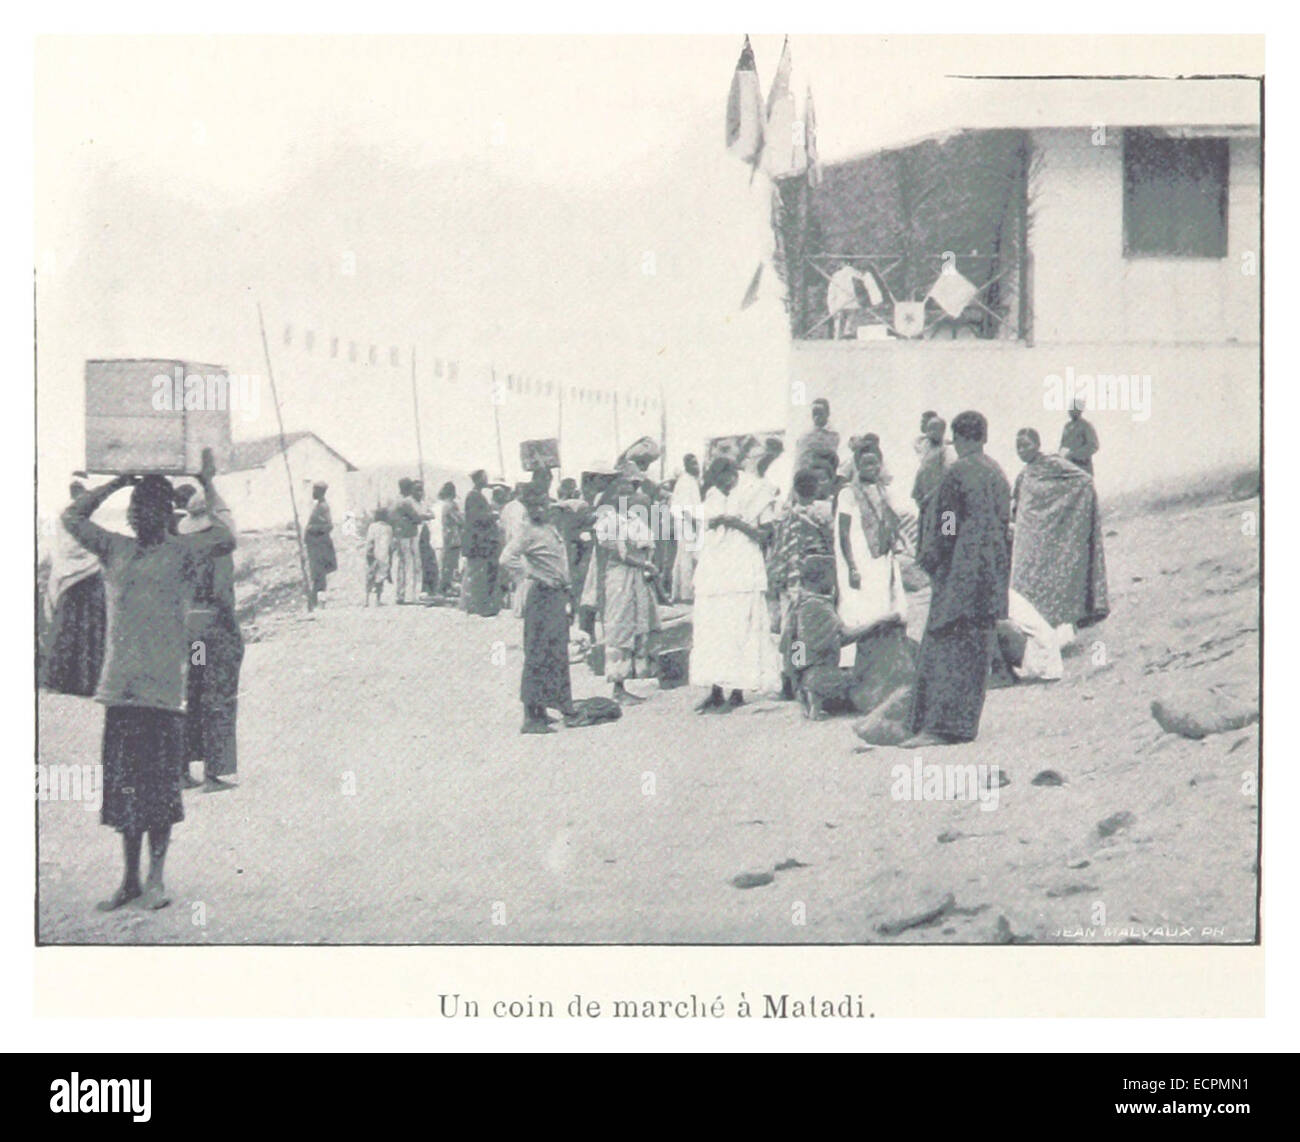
[907,617,995,742]
[101,705,186,834]
[306,535,337,592]
[185,609,245,777]
[439,545,461,594]
[419,526,439,595]
[41,574,106,697]
[461,556,501,616]
[521,581,572,708]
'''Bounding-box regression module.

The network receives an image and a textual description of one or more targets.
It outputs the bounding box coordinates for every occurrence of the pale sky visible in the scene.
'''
[34,34,1262,509]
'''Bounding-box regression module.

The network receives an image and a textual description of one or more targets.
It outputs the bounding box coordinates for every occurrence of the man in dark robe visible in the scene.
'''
[1060,397,1100,475]
[304,482,337,605]
[549,477,595,622]
[501,488,576,733]
[794,398,840,475]
[461,470,502,616]
[903,410,1011,748]
[910,414,951,568]
[412,480,439,598]
[178,485,244,792]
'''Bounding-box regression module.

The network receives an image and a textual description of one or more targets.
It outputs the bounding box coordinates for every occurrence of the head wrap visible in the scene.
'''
[848,435,882,460]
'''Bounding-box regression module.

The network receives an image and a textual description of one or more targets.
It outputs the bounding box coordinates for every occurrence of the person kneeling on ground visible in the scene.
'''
[788,555,883,721]
[769,466,835,700]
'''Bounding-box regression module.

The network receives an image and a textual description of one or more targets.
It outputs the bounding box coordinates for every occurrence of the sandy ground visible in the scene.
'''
[37,494,1259,944]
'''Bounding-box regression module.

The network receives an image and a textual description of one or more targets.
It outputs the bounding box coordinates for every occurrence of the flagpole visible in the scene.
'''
[256,300,315,612]
[410,344,425,485]
[658,381,667,482]
[490,364,506,479]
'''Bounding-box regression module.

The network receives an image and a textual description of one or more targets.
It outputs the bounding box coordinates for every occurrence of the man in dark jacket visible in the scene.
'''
[903,410,1011,747]
[1060,397,1100,475]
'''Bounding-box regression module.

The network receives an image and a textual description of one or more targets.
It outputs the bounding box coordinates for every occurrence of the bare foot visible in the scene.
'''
[695,689,724,714]
[139,884,171,910]
[898,732,951,750]
[202,777,236,794]
[96,885,141,912]
[520,720,555,735]
[801,696,829,721]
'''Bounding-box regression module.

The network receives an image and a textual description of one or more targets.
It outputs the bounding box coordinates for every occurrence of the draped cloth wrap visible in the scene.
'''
[1011,454,1109,629]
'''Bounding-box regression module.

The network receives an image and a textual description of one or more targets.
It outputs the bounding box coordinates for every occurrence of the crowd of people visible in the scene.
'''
[39,393,1110,908]
[421,398,1109,743]
[391,443,705,730]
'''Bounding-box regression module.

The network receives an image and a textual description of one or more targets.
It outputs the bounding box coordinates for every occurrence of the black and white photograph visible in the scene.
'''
[33,33,1262,956]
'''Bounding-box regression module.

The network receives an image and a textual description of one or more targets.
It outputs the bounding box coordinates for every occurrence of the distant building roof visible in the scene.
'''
[227,431,358,473]
[828,77,1260,168]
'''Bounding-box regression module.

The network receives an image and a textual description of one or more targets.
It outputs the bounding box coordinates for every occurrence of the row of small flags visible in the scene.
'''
[726,35,822,186]
[503,373,659,411]
[277,323,655,409]
[281,324,461,379]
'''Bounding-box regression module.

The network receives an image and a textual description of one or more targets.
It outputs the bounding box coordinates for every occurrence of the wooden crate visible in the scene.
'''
[84,359,233,475]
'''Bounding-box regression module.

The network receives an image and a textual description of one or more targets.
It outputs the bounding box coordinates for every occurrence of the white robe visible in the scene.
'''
[689,472,780,693]
[834,482,907,666]
[669,473,701,602]
[1007,589,1064,682]
[501,499,529,616]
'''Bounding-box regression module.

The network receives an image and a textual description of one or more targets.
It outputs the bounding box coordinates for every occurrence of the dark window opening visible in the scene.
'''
[1123,130,1228,258]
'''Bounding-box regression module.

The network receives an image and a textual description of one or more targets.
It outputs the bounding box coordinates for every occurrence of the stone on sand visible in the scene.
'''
[731,870,775,890]
[876,892,956,936]
[1150,690,1258,740]
[1096,811,1136,839]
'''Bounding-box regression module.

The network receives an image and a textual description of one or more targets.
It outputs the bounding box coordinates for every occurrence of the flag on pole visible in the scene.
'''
[804,85,822,188]
[762,37,804,179]
[725,35,765,166]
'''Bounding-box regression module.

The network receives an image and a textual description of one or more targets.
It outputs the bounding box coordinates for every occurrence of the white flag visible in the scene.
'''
[805,86,822,189]
[725,35,765,166]
[762,38,805,179]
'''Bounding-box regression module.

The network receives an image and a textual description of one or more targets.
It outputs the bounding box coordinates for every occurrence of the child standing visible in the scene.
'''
[365,506,393,606]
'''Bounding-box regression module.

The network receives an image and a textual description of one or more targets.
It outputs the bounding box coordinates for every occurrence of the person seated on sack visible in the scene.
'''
[787,554,884,721]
